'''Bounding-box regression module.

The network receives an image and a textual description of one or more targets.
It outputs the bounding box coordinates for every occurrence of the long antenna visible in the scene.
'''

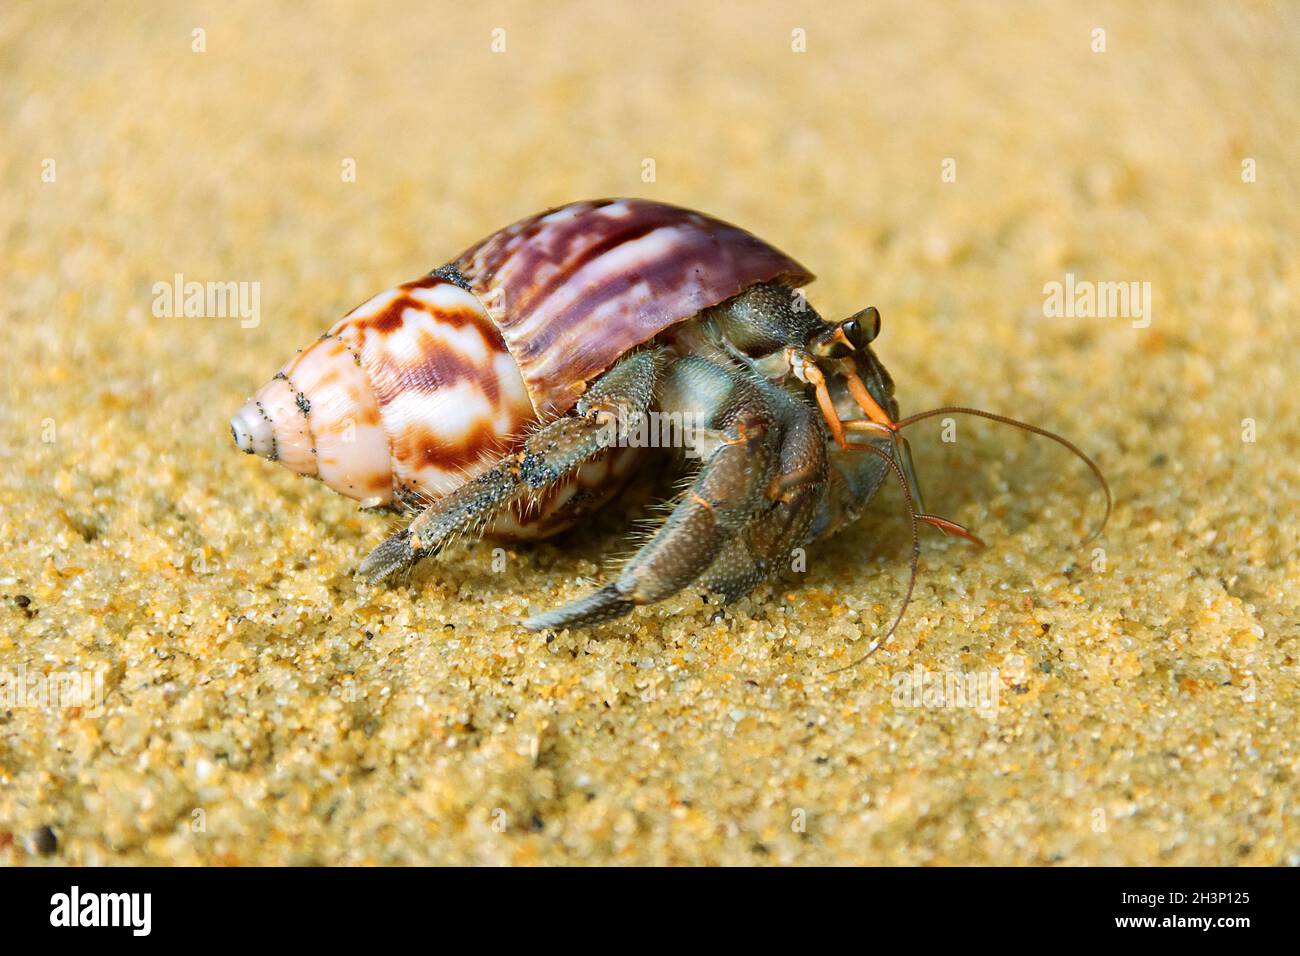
[826,441,922,674]
[895,406,1112,541]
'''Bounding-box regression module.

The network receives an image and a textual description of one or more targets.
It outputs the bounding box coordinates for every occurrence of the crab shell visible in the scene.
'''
[231,198,812,535]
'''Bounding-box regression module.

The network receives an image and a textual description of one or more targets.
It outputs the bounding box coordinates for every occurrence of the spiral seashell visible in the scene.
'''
[231,273,534,508]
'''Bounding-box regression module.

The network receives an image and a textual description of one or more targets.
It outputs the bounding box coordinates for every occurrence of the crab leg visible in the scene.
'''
[703,398,828,601]
[524,405,776,630]
[359,350,664,583]
[525,353,808,631]
[791,344,930,516]
[527,356,840,630]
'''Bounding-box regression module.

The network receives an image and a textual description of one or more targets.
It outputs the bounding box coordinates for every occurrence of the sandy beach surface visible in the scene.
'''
[1,1,1296,864]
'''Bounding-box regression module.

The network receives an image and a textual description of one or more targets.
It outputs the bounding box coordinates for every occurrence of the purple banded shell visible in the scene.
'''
[452,198,813,417]
[231,199,810,534]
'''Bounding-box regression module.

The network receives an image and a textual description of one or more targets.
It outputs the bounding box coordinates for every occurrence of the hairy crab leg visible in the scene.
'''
[524,407,777,631]
[358,350,664,583]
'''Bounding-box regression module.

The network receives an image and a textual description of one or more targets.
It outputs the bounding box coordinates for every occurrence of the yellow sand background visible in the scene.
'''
[1,1,1296,865]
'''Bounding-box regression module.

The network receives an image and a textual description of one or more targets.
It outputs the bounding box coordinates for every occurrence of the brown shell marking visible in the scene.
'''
[234,273,539,507]
[278,334,391,500]
[452,198,813,418]
[325,274,536,500]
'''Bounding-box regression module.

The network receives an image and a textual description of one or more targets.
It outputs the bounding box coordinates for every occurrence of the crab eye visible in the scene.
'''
[847,307,881,345]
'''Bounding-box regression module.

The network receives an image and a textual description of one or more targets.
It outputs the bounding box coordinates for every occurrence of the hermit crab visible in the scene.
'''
[232,199,1108,663]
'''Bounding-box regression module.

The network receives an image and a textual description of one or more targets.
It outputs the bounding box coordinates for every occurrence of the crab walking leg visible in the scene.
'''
[358,350,665,583]
[524,405,779,630]
[792,352,848,448]
[703,393,828,601]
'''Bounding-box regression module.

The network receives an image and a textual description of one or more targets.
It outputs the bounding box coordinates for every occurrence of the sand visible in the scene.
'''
[1,1,1296,865]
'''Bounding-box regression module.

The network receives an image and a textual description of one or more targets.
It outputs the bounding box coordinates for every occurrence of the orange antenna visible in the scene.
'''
[894,406,1112,541]
[825,439,987,674]
[820,441,979,676]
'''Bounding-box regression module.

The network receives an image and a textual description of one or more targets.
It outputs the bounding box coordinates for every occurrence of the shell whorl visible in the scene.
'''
[232,274,534,506]
[452,198,813,417]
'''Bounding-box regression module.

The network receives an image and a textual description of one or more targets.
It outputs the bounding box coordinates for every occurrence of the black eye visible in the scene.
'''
[858,306,881,343]
[837,308,880,349]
